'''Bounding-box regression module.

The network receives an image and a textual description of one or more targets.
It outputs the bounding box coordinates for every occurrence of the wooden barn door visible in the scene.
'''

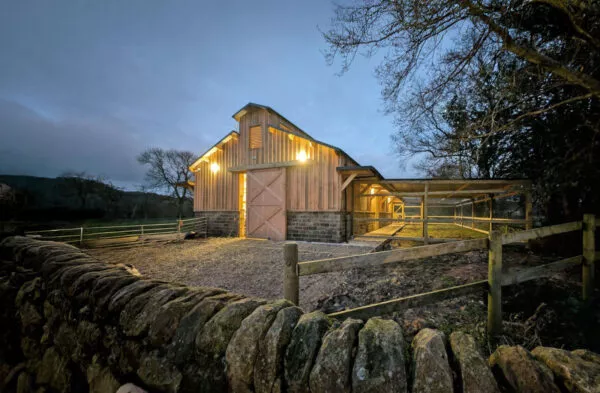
[246,168,286,241]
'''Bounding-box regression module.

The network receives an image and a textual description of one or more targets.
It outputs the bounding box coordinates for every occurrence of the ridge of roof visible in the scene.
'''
[233,102,360,166]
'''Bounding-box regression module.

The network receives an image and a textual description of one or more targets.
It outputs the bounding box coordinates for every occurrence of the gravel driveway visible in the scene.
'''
[89,237,372,310]
[88,237,592,351]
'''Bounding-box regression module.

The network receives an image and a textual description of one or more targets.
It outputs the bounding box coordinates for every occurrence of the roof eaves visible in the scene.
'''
[336,165,383,180]
[189,130,239,171]
[268,124,360,167]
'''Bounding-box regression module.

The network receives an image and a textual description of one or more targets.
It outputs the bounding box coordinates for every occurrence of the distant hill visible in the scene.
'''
[0,174,193,224]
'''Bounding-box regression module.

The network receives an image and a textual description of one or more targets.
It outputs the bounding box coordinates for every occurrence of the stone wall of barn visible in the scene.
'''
[194,211,240,237]
[1,236,599,393]
[286,212,347,243]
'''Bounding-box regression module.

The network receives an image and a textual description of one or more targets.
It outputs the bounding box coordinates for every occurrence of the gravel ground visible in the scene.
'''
[89,237,595,351]
[89,236,548,313]
[88,237,372,310]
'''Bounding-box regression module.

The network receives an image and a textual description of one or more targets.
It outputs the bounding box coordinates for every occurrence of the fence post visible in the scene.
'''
[79,227,84,246]
[487,230,503,337]
[284,242,299,305]
[582,214,596,302]
[141,225,144,237]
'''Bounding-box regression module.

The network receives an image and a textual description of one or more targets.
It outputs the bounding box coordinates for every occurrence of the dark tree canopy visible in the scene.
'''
[324,0,600,221]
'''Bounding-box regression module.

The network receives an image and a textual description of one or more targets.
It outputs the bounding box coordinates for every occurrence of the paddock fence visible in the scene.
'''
[283,214,598,336]
[25,217,207,249]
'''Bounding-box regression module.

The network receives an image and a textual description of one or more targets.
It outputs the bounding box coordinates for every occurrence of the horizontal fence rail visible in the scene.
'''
[25,217,208,247]
[501,256,582,286]
[501,221,582,245]
[352,217,530,224]
[285,214,596,338]
[328,280,488,320]
[353,235,461,243]
[298,238,488,276]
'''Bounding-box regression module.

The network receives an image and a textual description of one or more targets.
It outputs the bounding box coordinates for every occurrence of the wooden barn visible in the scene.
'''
[190,103,532,242]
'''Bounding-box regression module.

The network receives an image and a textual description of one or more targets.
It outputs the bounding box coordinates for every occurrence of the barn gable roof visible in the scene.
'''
[233,102,359,166]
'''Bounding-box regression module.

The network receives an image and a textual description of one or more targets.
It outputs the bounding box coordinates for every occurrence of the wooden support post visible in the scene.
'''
[460,204,463,226]
[401,203,405,220]
[471,199,475,229]
[525,191,533,230]
[583,214,596,302]
[454,207,457,225]
[79,227,84,246]
[423,184,429,245]
[284,242,299,305]
[374,194,380,230]
[488,194,494,233]
[488,230,503,337]
[420,197,424,235]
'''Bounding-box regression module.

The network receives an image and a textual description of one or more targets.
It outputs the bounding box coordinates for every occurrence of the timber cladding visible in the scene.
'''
[193,105,349,213]
[192,103,355,240]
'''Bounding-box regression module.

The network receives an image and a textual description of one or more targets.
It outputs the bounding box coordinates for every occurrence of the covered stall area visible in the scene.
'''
[339,167,532,246]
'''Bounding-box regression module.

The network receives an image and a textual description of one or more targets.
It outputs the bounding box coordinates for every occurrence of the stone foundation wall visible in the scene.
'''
[195,211,239,237]
[286,212,347,243]
[1,237,598,393]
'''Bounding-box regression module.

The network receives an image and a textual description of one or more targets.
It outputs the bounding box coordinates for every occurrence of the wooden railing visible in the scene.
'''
[25,217,208,248]
[283,214,596,336]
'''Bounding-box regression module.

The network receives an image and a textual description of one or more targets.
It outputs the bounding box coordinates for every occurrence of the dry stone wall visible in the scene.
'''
[1,236,599,393]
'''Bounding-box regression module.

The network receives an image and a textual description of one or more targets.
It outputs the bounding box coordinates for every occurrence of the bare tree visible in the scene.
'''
[323,1,600,103]
[324,1,600,222]
[137,148,195,218]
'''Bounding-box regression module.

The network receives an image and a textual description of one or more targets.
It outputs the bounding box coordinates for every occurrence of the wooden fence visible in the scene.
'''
[283,214,597,336]
[25,217,207,248]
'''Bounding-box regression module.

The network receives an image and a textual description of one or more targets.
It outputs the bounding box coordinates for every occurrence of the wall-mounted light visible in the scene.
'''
[370,187,375,195]
[210,162,220,173]
[297,150,308,162]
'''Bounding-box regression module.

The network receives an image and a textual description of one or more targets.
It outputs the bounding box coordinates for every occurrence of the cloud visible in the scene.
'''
[0,98,146,183]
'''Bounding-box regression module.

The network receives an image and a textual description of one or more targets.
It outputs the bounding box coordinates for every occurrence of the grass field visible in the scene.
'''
[386,223,487,248]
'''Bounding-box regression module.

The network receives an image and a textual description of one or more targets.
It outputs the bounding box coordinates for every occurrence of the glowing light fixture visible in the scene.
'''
[297,150,308,162]
[370,187,375,195]
[210,162,220,173]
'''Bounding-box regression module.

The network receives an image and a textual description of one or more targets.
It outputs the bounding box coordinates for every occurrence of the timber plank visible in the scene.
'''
[501,221,582,245]
[354,235,461,243]
[328,280,488,320]
[298,238,488,276]
[501,256,582,287]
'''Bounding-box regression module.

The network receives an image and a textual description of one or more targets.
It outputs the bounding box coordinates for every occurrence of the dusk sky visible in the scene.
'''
[0,0,418,189]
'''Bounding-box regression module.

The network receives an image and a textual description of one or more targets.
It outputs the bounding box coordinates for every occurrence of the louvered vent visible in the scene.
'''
[249,126,262,149]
